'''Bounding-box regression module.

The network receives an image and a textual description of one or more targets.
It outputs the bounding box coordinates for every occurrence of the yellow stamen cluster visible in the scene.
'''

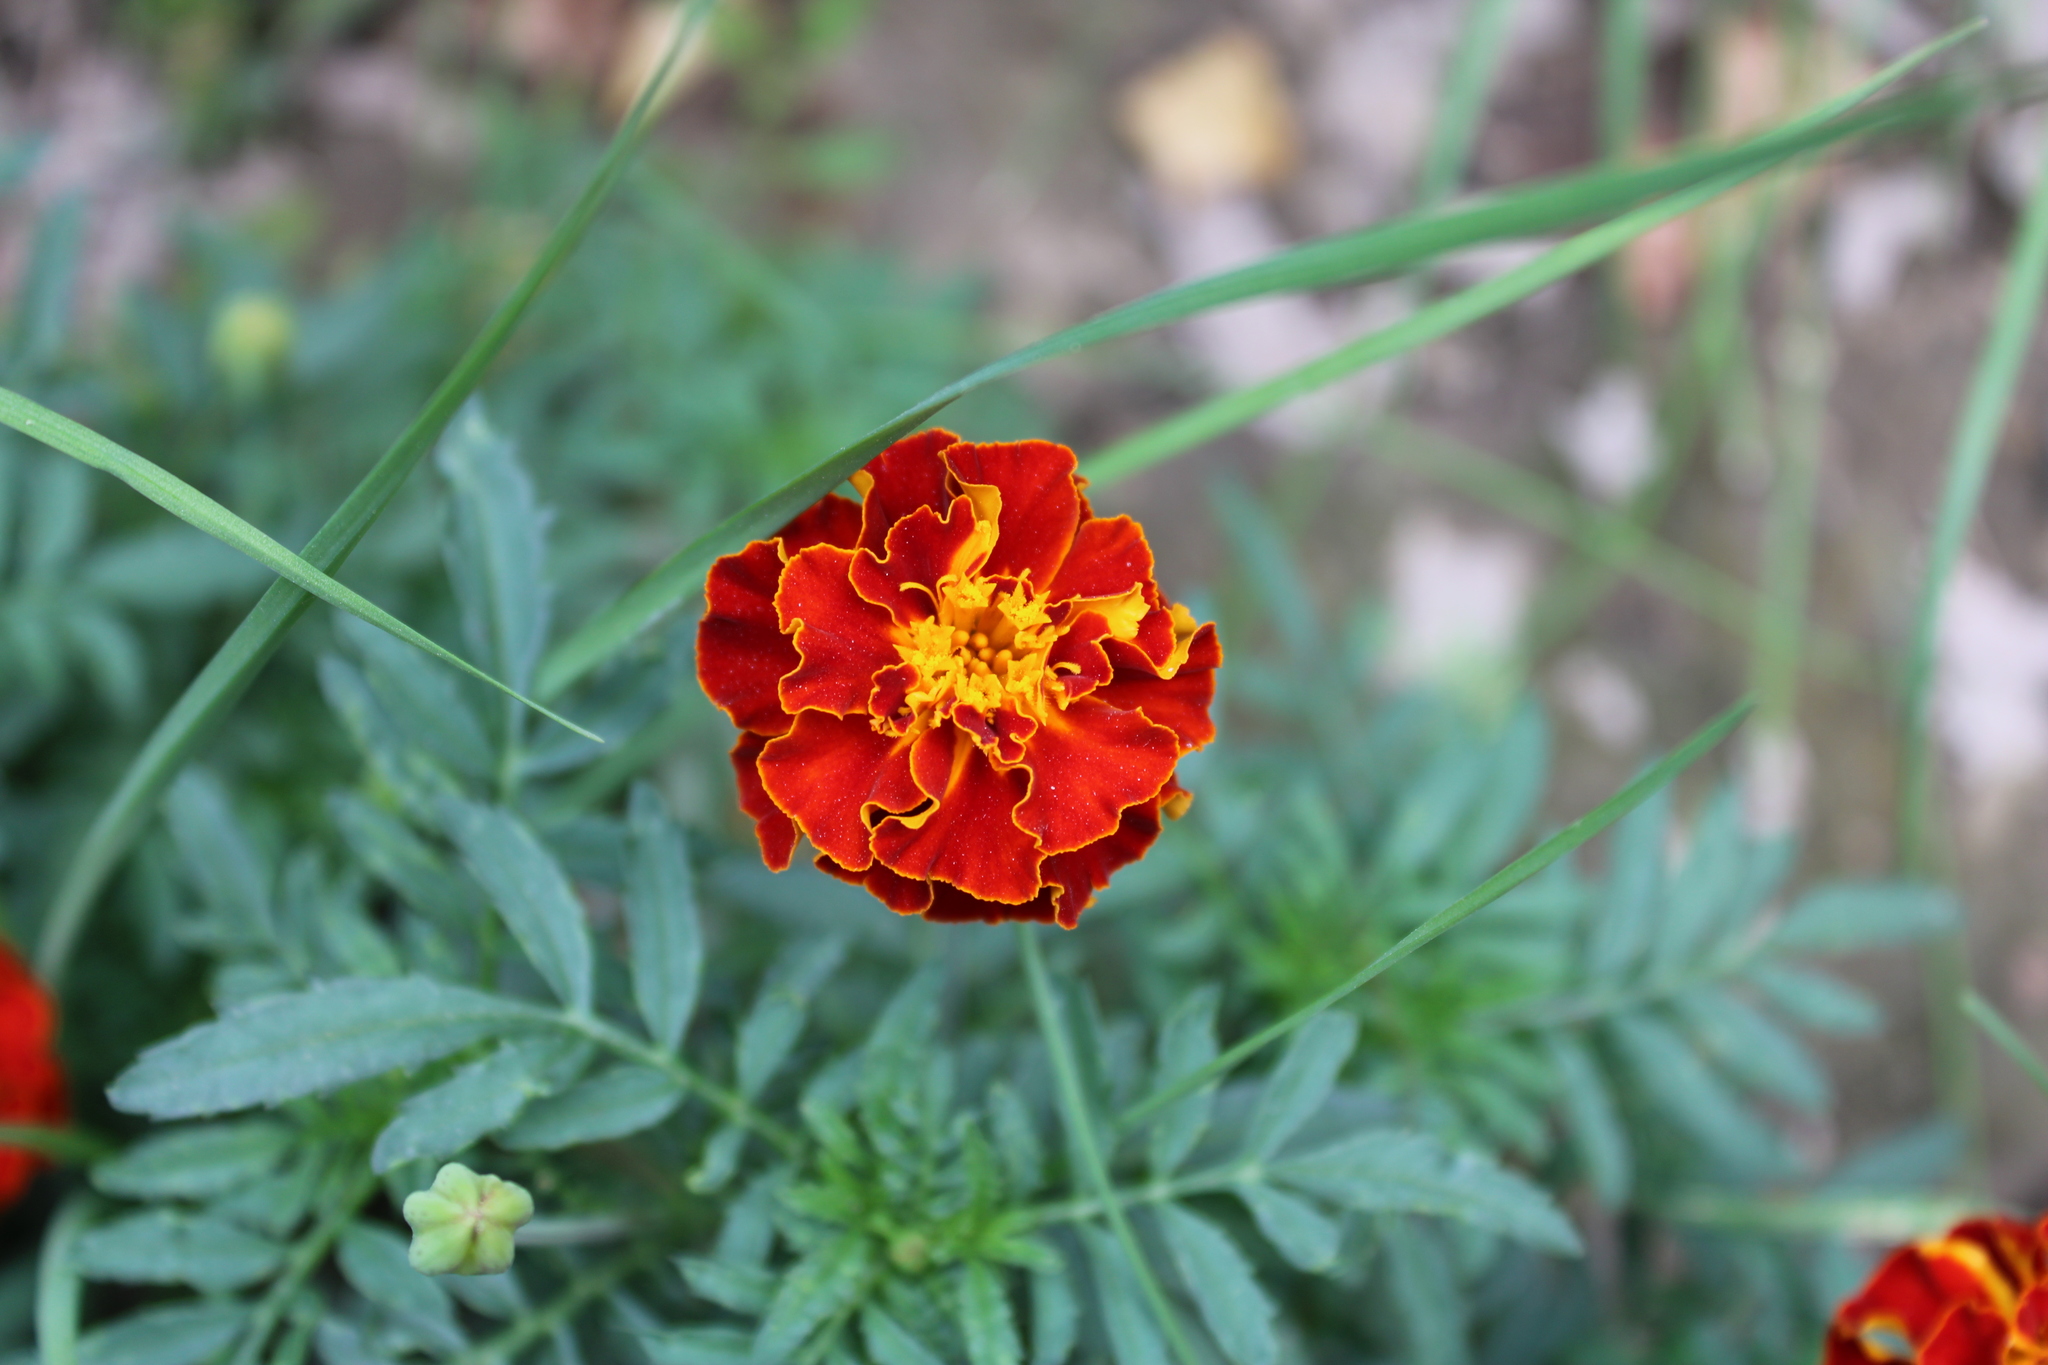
[893,571,1065,729]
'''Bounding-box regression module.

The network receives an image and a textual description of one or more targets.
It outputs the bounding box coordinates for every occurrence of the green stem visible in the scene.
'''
[35,1193,91,1365]
[31,0,716,986]
[1961,989,2048,1098]
[1600,0,1650,161]
[0,1123,116,1164]
[1020,1164,1251,1229]
[1416,0,1520,209]
[228,1161,380,1365]
[1751,256,1832,729]
[1117,697,1753,1132]
[558,1011,805,1159]
[1017,925,1202,1365]
[451,1247,656,1365]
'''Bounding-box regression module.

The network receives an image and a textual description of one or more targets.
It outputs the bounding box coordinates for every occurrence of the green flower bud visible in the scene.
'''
[207,290,295,398]
[402,1163,535,1276]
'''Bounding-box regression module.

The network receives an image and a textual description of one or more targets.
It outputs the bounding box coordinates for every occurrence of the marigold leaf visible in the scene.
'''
[1583,780,1669,984]
[643,1325,755,1365]
[337,1223,465,1353]
[165,767,273,950]
[495,1064,683,1151]
[1154,1203,1277,1365]
[861,1304,946,1365]
[435,401,553,696]
[75,1301,249,1365]
[1747,963,1881,1036]
[73,1210,283,1293]
[107,976,542,1119]
[675,1257,775,1316]
[370,1044,538,1173]
[625,783,704,1053]
[1080,1225,1170,1365]
[1772,881,1959,953]
[1606,1012,1794,1177]
[1676,987,1830,1113]
[1233,1184,1340,1273]
[1029,1256,1079,1365]
[957,1261,1023,1365]
[753,1232,873,1363]
[91,1119,294,1200]
[1148,985,1221,1179]
[736,936,847,1101]
[1542,1030,1631,1210]
[438,799,594,1012]
[1243,1012,1357,1161]
[1273,1131,1581,1254]
[1379,1218,1467,1365]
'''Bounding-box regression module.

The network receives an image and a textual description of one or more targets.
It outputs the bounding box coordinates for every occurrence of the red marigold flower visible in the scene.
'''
[1825,1216,2048,1365]
[0,939,66,1211]
[698,430,1219,928]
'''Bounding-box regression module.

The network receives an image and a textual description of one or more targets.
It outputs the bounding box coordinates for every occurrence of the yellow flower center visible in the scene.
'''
[895,571,1066,727]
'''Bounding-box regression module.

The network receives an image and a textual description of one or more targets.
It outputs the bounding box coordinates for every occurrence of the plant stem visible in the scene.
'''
[1020,1165,1251,1229]
[229,1160,379,1365]
[1961,989,2048,1098]
[452,1247,656,1365]
[558,1010,805,1158]
[1017,924,1202,1365]
[1417,0,1520,209]
[34,1192,91,1365]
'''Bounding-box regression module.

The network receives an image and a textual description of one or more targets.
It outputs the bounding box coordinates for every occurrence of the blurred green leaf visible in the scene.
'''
[1147,987,1221,1180]
[956,1262,1022,1365]
[495,1064,683,1150]
[1273,1132,1580,1253]
[438,799,594,1012]
[625,784,705,1054]
[75,1302,248,1365]
[1154,1204,1277,1365]
[1772,882,1959,953]
[91,1120,293,1200]
[370,1044,538,1173]
[73,1211,281,1293]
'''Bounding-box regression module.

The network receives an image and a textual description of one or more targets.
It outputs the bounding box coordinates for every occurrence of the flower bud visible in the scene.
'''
[402,1162,534,1276]
[207,290,295,399]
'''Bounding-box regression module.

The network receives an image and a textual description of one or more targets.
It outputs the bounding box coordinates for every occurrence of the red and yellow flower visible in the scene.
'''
[0,939,66,1211]
[1826,1216,2048,1364]
[698,431,1218,927]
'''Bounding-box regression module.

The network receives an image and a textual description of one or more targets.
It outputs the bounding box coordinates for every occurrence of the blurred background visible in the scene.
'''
[4,0,2048,1264]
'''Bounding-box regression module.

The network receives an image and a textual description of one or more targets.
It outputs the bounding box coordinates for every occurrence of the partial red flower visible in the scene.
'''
[1826,1216,2048,1365]
[698,431,1218,928]
[0,939,66,1211]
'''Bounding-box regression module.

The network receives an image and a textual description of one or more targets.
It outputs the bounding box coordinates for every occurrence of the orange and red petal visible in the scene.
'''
[758,712,921,872]
[1046,515,1154,605]
[924,881,1060,924]
[1047,615,1116,705]
[1014,698,1180,855]
[775,546,900,717]
[814,853,935,916]
[1922,1304,2013,1365]
[855,428,960,554]
[871,726,1043,903]
[850,496,990,625]
[731,733,799,872]
[776,492,863,554]
[943,441,1082,587]
[1040,796,1165,929]
[1094,627,1220,751]
[698,540,800,737]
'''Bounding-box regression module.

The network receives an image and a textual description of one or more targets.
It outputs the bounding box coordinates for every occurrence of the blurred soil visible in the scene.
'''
[10,0,2048,1202]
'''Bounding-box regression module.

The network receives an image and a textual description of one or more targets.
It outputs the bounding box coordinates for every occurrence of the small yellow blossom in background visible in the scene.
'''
[402,1163,535,1276]
[1115,27,1299,202]
[207,290,295,399]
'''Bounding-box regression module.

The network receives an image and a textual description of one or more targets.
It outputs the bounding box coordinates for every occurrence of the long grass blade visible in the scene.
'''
[1417,0,1520,208]
[1600,0,1651,160]
[535,35,1989,699]
[0,389,597,742]
[1898,127,2048,869]
[1116,697,1754,1132]
[1019,924,1202,1365]
[1961,989,2048,1098]
[32,0,715,983]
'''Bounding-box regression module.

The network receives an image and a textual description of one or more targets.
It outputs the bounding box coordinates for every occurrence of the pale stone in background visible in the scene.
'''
[1548,368,1660,505]
[1824,167,1955,317]
[1551,649,1652,753]
[1382,512,1538,685]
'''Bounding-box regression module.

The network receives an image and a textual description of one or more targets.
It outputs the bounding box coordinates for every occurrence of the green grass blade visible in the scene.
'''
[35,1193,91,1365]
[536,30,1987,699]
[1018,924,1201,1365]
[0,1123,115,1164]
[0,389,598,742]
[1600,0,1650,160]
[31,1,713,984]
[1116,697,1754,1133]
[1898,126,2048,868]
[1417,0,1520,208]
[1961,989,2048,1098]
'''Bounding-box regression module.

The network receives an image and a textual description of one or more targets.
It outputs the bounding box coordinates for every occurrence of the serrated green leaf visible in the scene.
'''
[1148,986,1220,1179]
[1080,1225,1169,1365]
[436,401,552,695]
[988,1082,1044,1196]
[625,784,704,1053]
[76,1300,248,1365]
[1029,1257,1079,1365]
[1677,987,1830,1112]
[1772,881,1959,953]
[1543,1031,1630,1209]
[107,976,542,1119]
[1651,786,1746,971]
[753,1233,873,1363]
[644,1325,755,1365]
[371,1044,539,1172]
[92,1119,293,1199]
[957,1261,1022,1365]
[73,1210,282,1293]
[677,1257,776,1315]
[1233,1184,1340,1273]
[1243,1012,1357,1161]
[337,1222,465,1353]
[439,799,593,1012]
[340,616,495,779]
[165,767,273,949]
[0,387,596,741]
[1584,781,1668,983]
[1272,1131,1581,1253]
[1380,1218,1468,1365]
[496,1063,683,1150]
[1154,1204,1276,1365]
[1607,1011,1794,1176]
[1444,698,1549,882]
[861,1304,946,1365]
[1747,963,1881,1036]
[688,1123,748,1195]
[326,792,483,929]
[736,937,847,1100]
